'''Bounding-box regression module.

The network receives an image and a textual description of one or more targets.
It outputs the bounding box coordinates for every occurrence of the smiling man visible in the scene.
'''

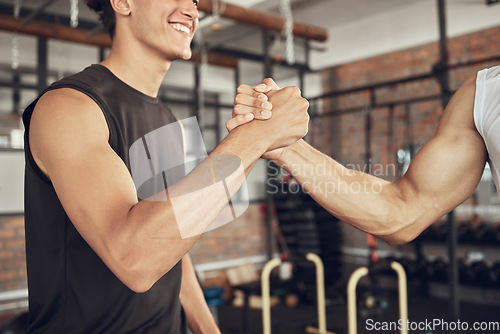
[21,0,310,333]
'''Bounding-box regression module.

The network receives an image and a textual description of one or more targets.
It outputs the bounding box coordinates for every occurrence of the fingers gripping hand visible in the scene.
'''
[257,86,310,151]
[226,79,281,133]
[254,78,281,93]
[227,85,272,133]
[255,78,293,161]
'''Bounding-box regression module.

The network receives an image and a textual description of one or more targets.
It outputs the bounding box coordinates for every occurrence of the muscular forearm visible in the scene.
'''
[102,128,266,292]
[276,140,434,245]
[180,254,220,334]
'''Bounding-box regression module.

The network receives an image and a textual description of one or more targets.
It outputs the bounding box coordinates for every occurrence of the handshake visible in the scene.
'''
[226,78,310,162]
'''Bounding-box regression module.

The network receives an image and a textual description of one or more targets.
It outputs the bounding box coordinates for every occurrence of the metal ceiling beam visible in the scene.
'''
[208,45,311,71]
[197,1,328,42]
[21,0,58,25]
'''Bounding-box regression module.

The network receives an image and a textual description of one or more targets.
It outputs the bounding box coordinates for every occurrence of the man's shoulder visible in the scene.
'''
[34,64,110,117]
[434,73,478,137]
[31,88,106,148]
[46,64,109,97]
[37,87,98,111]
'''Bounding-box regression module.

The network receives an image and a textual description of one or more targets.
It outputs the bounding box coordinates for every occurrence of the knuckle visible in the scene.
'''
[299,98,309,109]
[254,92,267,100]
[302,112,310,123]
[301,124,309,136]
[304,98,310,109]
[233,105,242,114]
[237,84,249,94]
[234,94,243,105]
[290,86,301,95]
[282,86,301,97]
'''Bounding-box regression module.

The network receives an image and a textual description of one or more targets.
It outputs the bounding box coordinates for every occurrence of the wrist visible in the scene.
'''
[274,139,305,168]
[231,123,269,154]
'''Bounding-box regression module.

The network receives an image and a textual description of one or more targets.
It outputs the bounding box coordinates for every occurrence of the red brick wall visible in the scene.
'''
[0,216,26,292]
[189,203,269,263]
[317,25,500,250]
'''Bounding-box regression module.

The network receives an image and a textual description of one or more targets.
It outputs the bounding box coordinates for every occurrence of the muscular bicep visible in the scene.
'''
[395,74,487,235]
[400,131,486,216]
[30,88,139,268]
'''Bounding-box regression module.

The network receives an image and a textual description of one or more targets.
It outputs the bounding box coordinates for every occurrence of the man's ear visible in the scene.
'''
[110,0,131,17]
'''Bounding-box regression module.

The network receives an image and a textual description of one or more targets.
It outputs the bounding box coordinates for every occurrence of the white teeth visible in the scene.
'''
[171,24,191,35]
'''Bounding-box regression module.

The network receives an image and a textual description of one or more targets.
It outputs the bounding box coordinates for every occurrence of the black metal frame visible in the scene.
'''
[436,0,459,321]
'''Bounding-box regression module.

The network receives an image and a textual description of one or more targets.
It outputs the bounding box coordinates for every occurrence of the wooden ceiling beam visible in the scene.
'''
[0,14,111,47]
[197,1,328,42]
[0,14,238,69]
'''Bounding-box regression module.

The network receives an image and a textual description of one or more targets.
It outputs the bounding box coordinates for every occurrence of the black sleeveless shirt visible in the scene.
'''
[23,65,186,333]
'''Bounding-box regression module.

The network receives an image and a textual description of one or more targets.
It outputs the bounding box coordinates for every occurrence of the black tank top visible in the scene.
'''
[22,64,186,334]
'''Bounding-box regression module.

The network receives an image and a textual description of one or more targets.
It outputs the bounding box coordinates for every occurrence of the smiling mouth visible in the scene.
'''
[170,23,192,35]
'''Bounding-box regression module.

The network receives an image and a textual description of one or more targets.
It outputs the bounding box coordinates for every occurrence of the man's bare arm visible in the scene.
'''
[228,76,487,245]
[29,87,308,292]
[273,75,487,245]
[179,254,220,334]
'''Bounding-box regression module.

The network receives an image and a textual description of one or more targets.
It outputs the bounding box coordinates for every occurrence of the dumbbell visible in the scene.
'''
[459,260,491,286]
[457,221,475,243]
[472,222,493,244]
[489,261,500,288]
[426,258,448,282]
[459,259,475,285]
[471,261,491,286]
[431,222,448,242]
[494,224,500,244]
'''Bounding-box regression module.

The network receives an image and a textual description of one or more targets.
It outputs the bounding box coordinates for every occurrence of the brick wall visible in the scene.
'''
[316,25,500,251]
[189,203,269,263]
[0,216,26,292]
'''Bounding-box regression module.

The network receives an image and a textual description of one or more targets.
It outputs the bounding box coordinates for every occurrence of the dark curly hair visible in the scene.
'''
[85,0,116,38]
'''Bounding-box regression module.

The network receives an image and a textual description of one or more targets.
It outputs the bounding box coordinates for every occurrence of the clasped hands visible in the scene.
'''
[226,78,310,161]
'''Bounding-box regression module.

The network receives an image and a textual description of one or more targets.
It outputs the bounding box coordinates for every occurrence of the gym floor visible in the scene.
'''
[217,295,500,334]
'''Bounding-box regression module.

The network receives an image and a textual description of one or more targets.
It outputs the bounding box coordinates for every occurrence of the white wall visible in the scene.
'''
[310,0,500,70]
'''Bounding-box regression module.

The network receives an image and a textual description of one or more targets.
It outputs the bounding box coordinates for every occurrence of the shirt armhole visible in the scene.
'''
[473,68,487,138]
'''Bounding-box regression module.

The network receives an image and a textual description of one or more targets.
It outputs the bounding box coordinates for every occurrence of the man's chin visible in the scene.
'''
[165,50,192,63]
[181,51,193,61]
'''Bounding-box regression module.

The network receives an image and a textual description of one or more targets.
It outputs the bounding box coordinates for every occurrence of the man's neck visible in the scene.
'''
[100,39,171,98]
